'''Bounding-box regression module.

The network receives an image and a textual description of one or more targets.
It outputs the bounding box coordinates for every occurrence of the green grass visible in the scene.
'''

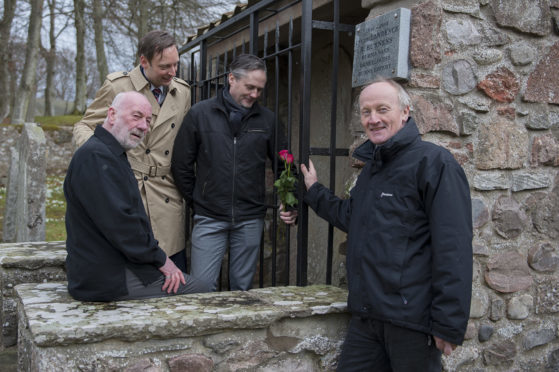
[45,176,67,241]
[1,115,82,131]
[0,176,67,242]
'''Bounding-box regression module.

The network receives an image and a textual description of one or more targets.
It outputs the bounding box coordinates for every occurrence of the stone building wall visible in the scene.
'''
[348,0,559,370]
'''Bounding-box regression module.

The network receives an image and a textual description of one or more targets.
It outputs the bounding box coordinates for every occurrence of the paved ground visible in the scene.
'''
[0,346,17,372]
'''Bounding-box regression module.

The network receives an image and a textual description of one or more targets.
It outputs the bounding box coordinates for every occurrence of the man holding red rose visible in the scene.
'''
[172,54,297,291]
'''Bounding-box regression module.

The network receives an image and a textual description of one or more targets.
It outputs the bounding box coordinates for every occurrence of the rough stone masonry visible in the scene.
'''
[352,0,559,370]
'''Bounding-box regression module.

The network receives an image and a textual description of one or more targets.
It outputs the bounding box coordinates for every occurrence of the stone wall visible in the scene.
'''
[16,283,349,371]
[347,1,559,370]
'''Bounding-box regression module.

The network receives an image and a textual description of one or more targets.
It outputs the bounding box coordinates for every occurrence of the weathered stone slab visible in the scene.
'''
[472,198,489,228]
[490,297,505,321]
[442,0,480,15]
[458,110,481,135]
[478,67,520,103]
[442,59,477,95]
[16,283,347,347]
[469,288,489,318]
[411,94,459,135]
[408,72,440,89]
[522,325,557,351]
[410,0,441,69]
[444,19,481,47]
[483,339,516,366]
[526,175,559,238]
[507,294,533,320]
[528,241,559,272]
[475,119,529,170]
[472,171,511,190]
[458,94,491,112]
[16,283,350,371]
[510,42,537,66]
[511,171,551,192]
[492,196,528,239]
[2,149,19,242]
[4,123,48,242]
[524,42,559,104]
[485,251,533,293]
[0,241,66,349]
[491,0,551,36]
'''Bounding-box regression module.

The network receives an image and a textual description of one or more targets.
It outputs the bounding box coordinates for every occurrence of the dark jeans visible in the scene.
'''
[337,316,442,372]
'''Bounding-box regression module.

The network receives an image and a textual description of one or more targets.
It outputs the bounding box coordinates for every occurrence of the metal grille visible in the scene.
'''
[178,0,357,288]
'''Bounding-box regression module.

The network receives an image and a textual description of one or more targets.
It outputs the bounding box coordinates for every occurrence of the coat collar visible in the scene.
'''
[94,125,126,158]
[128,65,178,96]
[353,117,420,163]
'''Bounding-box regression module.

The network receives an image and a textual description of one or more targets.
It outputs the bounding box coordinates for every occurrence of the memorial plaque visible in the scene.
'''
[352,8,411,87]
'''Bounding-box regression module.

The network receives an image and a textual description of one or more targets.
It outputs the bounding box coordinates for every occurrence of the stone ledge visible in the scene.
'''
[0,241,66,269]
[0,241,66,349]
[16,283,348,347]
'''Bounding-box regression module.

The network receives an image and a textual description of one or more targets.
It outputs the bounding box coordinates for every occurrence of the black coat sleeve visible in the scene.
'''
[423,158,473,345]
[68,149,166,267]
[171,109,199,207]
[304,182,352,233]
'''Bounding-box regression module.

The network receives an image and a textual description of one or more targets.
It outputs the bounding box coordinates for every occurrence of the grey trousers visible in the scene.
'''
[116,267,210,300]
[190,214,264,291]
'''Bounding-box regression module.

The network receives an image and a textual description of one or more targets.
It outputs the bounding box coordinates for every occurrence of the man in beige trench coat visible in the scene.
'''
[73,30,191,271]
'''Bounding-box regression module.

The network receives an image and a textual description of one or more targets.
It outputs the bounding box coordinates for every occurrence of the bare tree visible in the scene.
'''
[42,0,57,116]
[103,0,231,67]
[11,0,44,124]
[92,0,108,83]
[0,0,18,122]
[72,0,87,114]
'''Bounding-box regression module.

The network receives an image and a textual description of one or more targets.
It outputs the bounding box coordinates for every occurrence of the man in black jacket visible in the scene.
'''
[172,54,297,291]
[298,79,472,371]
[64,91,209,301]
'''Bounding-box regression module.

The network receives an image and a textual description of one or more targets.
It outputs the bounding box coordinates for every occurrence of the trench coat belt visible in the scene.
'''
[127,157,171,177]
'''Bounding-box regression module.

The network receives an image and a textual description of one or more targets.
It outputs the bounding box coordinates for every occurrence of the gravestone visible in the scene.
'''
[2,150,19,242]
[352,8,411,87]
[2,123,47,242]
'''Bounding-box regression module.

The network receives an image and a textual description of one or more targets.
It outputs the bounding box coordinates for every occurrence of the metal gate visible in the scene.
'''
[178,0,361,287]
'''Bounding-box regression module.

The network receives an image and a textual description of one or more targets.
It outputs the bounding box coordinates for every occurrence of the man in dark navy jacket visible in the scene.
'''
[64,91,209,301]
[298,79,473,371]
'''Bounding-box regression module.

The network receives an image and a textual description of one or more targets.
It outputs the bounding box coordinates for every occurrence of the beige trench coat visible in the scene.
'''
[73,65,191,257]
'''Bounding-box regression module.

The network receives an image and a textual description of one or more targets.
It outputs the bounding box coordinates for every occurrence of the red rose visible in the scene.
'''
[279,149,289,161]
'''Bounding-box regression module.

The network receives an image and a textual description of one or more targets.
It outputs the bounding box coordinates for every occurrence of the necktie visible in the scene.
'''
[152,88,162,105]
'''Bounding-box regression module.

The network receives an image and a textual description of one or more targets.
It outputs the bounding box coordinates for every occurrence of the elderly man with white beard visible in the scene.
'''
[64,91,210,301]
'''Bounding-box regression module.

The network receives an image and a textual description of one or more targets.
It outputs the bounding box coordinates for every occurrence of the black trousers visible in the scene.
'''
[336,316,442,372]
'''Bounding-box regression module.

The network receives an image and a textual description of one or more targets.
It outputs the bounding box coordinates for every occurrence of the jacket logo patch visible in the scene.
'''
[380,192,393,198]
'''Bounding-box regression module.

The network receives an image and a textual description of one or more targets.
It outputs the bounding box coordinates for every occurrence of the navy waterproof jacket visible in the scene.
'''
[304,118,473,345]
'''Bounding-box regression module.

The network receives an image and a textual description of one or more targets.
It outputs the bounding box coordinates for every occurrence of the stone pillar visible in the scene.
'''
[3,123,47,242]
[2,149,19,242]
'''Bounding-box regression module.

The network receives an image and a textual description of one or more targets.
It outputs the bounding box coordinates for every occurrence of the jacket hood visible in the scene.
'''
[353,117,420,163]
